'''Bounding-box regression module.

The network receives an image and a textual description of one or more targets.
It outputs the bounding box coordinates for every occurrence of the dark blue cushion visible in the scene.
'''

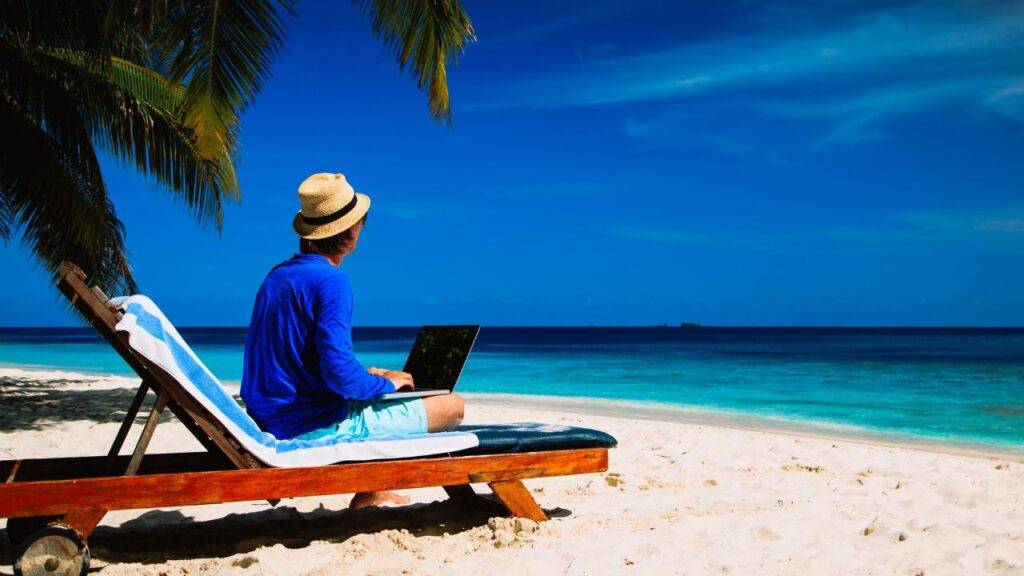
[449,422,617,455]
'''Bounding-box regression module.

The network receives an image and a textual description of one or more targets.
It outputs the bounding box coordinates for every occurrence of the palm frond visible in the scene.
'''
[102,0,170,40]
[1,32,232,286]
[86,89,236,227]
[0,187,12,240]
[154,0,294,163]
[102,1,179,69]
[356,0,475,122]
[110,55,184,110]
[33,47,185,110]
[1,0,108,56]
[0,89,135,293]
[0,38,99,171]
[24,45,235,227]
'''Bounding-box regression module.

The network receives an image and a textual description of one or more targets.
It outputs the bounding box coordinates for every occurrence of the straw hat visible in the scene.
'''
[292,173,371,240]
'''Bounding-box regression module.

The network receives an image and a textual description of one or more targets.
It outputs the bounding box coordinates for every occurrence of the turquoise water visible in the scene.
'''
[1,327,1022,451]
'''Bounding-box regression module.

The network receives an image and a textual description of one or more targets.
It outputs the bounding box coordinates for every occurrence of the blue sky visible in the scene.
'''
[2,0,1023,326]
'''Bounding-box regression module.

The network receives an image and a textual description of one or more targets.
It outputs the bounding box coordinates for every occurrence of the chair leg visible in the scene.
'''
[62,506,107,539]
[107,381,150,458]
[125,390,168,476]
[488,480,547,522]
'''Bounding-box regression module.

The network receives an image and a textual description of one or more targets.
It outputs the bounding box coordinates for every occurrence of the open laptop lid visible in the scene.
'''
[401,325,480,391]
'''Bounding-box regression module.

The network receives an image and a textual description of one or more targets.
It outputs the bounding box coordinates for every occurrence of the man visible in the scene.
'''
[242,172,465,510]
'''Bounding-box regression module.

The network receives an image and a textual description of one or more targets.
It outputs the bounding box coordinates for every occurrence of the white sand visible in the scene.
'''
[1,367,1022,575]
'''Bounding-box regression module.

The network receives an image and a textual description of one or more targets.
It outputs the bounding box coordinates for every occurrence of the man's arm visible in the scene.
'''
[314,276,395,400]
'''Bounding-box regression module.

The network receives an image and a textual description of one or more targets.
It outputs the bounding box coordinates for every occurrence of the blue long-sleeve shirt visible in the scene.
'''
[241,253,395,439]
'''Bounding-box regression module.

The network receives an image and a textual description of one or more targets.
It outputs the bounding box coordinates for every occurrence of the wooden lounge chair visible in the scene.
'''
[0,262,615,576]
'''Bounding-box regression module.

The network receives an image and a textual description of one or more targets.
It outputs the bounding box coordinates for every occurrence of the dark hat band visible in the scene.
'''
[301,194,358,226]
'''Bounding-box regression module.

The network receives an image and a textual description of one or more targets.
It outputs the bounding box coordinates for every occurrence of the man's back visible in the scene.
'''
[241,253,393,439]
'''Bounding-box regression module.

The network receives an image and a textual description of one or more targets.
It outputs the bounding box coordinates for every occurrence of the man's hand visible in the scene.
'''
[369,367,414,391]
[388,372,414,391]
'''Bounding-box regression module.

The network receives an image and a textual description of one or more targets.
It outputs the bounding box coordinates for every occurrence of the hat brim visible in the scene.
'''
[293,193,371,240]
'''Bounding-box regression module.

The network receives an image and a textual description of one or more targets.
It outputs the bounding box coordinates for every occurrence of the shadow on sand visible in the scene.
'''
[0,376,571,571]
[0,375,201,432]
[0,496,536,569]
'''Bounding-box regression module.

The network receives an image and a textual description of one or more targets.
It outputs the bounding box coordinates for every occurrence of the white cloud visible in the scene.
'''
[975,218,1024,232]
[471,2,1024,146]
[601,207,1024,255]
[759,80,999,145]
[894,210,1024,235]
[987,82,1024,122]
[476,3,1023,110]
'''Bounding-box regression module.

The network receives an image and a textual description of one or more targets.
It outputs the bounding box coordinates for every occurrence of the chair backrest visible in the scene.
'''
[57,263,262,470]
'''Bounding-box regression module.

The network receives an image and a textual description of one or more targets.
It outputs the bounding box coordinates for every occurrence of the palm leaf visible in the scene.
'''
[0,31,232,291]
[28,45,235,227]
[0,39,99,175]
[154,0,294,161]
[0,0,107,53]
[0,186,12,240]
[0,89,135,293]
[35,47,185,110]
[356,0,475,121]
[82,80,236,227]
[110,55,184,110]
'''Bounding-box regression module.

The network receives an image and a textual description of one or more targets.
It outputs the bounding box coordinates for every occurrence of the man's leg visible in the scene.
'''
[349,394,465,510]
[424,393,465,432]
[349,491,410,509]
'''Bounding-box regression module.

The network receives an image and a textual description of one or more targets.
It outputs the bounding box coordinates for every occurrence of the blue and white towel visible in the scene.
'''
[112,295,479,467]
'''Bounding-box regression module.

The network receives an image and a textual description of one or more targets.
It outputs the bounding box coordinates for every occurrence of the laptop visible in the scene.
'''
[378,325,480,400]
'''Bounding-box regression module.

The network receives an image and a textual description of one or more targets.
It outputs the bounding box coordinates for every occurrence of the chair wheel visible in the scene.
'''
[13,524,90,576]
[6,516,63,548]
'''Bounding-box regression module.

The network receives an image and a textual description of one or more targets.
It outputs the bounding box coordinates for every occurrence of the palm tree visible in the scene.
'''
[0,0,474,292]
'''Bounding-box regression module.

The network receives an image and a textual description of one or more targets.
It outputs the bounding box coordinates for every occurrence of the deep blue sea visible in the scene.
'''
[1,327,1023,451]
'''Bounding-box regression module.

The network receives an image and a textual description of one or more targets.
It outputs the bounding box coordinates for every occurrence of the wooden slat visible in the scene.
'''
[4,460,21,483]
[489,479,548,522]
[0,448,608,518]
[125,390,168,476]
[107,381,150,458]
[470,468,544,483]
[3,452,233,483]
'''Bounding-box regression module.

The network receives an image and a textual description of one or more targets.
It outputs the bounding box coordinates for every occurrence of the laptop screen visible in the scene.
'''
[402,326,480,391]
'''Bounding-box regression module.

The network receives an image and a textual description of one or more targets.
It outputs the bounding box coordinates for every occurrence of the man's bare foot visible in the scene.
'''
[349,491,411,510]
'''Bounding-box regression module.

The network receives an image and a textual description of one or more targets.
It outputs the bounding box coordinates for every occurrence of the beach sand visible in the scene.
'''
[1,367,1022,575]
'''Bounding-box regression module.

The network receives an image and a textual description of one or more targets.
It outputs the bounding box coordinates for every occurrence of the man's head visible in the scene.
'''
[299,214,366,257]
[293,173,371,261]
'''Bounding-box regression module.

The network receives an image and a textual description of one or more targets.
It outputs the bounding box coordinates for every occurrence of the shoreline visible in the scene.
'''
[1,364,1021,462]
[466,392,1024,463]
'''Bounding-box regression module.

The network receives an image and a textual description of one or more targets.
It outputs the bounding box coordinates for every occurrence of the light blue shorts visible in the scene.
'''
[295,398,428,441]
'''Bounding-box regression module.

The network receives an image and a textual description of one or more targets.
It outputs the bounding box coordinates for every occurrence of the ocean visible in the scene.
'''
[1,327,1022,451]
